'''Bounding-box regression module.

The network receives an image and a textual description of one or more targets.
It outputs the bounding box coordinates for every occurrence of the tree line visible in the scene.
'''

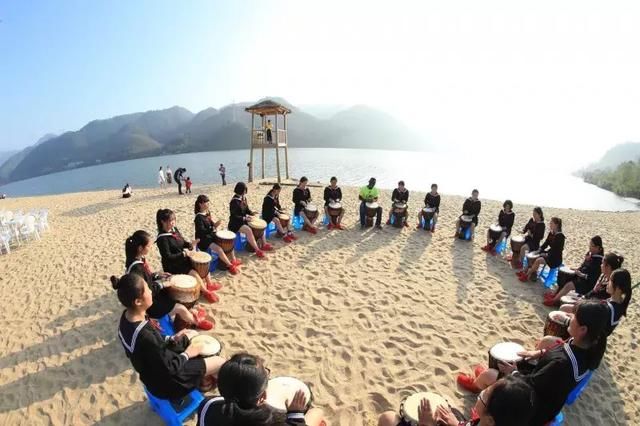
[583,160,640,198]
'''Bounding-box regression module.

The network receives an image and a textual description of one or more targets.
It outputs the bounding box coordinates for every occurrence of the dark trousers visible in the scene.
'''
[221,174,226,185]
[177,181,183,194]
[360,202,382,226]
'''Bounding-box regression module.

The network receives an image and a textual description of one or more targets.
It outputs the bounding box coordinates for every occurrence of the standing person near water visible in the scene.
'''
[158,167,166,189]
[174,167,187,195]
[219,164,226,186]
[166,166,173,184]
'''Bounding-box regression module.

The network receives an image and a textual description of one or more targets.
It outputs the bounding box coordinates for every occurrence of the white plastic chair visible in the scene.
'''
[0,226,12,254]
[19,215,40,242]
[36,210,50,232]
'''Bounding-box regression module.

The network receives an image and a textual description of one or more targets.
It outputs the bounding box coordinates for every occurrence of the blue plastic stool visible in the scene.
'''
[495,239,507,255]
[458,225,472,240]
[265,221,276,238]
[144,387,204,426]
[549,411,564,426]
[205,249,219,272]
[323,215,330,226]
[157,314,175,337]
[292,210,304,231]
[566,370,593,405]
[539,265,560,288]
[234,233,247,251]
[420,216,434,231]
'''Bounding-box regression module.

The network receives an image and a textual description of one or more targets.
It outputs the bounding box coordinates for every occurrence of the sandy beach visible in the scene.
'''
[0,182,638,426]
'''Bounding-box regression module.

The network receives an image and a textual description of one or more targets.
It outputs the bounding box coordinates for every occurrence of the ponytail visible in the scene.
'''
[534,207,544,222]
[124,230,152,267]
[110,273,145,308]
[194,195,210,215]
[603,252,624,271]
[610,269,633,316]
[591,235,604,256]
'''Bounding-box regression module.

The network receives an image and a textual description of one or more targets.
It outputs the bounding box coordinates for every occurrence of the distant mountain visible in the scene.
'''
[0,150,19,168]
[299,104,348,119]
[583,142,640,172]
[1,100,430,184]
[0,133,57,182]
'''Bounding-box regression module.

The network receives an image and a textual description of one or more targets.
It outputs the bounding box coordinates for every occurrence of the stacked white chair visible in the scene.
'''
[19,215,40,242]
[0,209,49,254]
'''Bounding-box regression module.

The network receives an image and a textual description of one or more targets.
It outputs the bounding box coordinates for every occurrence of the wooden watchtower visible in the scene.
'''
[245,100,291,183]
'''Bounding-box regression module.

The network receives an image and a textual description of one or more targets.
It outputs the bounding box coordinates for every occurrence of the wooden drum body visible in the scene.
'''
[246,218,267,252]
[392,203,407,228]
[365,202,379,227]
[213,230,236,270]
[278,213,290,230]
[543,311,570,340]
[190,251,212,279]
[488,225,503,243]
[510,235,525,254]
[328,202,342,225]
[168,274,200,309]
[304,204,318,222]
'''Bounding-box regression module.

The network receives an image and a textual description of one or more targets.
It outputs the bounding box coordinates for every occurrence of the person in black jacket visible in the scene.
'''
[197,352,327,426]
[377,375,536,426]
[112,273,225,400]
[417,183,440,232]
[544,236,604,306]
[293,176,318,234]
[263,184,296,243]
[454,189,481,239]
[481,200,515,255]
[512,207,546,269]
[123,230,213,330]
[194,195,241,275]
[323,177,345,230]
[518,217,565,282]
[386,180,410,227]
[174,168,187,194]
[458,302,609,426]
[156,208,220,303]
[229,182,274,257]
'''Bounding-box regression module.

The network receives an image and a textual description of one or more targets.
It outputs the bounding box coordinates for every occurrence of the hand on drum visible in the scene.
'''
[158,272,171,280]
[190,238,200,249]
[285,389,308,413]
[173,329,198,340]
[433,404,458,426]
[497,360,517,375]
[517,350,542,360]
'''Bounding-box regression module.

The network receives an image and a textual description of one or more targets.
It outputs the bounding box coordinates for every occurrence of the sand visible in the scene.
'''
[0,182,638,426]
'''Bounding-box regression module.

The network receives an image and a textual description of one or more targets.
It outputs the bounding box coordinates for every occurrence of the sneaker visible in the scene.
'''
[195,318,214,330]
[288,233,298,241]
[202,290,219,303]
[473,365,487,377]
[335,224,345,230]
[327,223,334,230]
[206,281,223,291]
[457,373,481,393]
[309,227,317,235]
[256,250,265,258]
[228,264,239,275]
[262,243,274,251]
[231,258,242,266]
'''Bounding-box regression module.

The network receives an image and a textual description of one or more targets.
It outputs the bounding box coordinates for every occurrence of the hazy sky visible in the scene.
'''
[1,0,639,168]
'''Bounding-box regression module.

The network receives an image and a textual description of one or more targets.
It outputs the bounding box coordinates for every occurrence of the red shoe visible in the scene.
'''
[481,245,491,252]
[518,274,529,283]
[543,298,557,307]
[195,318,214,330]
[309,227,317,235]
[288,233,298,240]
[335,224,345,230]
[228,264,239,275]
[543,291,556,298]
[256,250,265,258]
[206,281,223,291]
[262,243,274,251]
[457,373,481,393]
[327,223,334,230]
[473,365,487,377]
[490,249,497,256]
[231,258,242,266]
[283,235,292,243]
[386,219,392,225]
[202,290,219,303]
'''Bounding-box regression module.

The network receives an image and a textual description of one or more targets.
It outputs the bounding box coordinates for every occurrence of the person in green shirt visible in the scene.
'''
[359,178,383,229]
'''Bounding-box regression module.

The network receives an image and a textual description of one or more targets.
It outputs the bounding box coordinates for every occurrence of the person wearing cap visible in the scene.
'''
[359,178,383,229]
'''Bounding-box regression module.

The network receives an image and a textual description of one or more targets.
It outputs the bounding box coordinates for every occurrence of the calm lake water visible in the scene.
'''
[1,148,638,211]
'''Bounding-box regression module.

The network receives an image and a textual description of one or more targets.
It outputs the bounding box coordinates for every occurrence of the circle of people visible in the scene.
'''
[110,176,633,426]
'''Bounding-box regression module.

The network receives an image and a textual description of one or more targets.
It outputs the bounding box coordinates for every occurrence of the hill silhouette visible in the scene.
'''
[1,99,428,184]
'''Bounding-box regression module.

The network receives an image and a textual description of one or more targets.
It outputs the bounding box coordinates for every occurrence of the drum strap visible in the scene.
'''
[118,320,148,354]
[198,397,225,426]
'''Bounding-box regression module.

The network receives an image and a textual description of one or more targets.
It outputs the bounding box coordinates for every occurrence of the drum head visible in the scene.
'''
[366,202,379,209]
[461,215,473,222]
[266,377,311,412]
[305,204,318,212]
[191,251,212,263]
[249,218,267,230]
[329,202,341,209]
[489,342,524,363]
[490,224,503,232]
[278,213,290,220]
[216,230,236,240]
[394,203,407,209]
[190,334,221,357]
[526,253,539,261]
[402,392,447,423]
[559,266,575,274]
[561,295,581,305]
[423,207,435,213]
[548,310,570,325]
[169,274,197,289]
[511,235,525,243]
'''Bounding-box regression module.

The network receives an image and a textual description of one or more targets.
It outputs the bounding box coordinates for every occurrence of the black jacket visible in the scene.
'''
[539,231,565,268]
[156,228,193,274]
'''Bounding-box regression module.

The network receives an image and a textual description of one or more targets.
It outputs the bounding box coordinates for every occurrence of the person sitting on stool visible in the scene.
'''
[454,189,481,239]
[386,180,409,227]
[359,177,383,229]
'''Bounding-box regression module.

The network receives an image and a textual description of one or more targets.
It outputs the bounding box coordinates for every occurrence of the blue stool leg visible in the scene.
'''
[549,411,564,425]
[566,370,593,405]
[144,387,204,426]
